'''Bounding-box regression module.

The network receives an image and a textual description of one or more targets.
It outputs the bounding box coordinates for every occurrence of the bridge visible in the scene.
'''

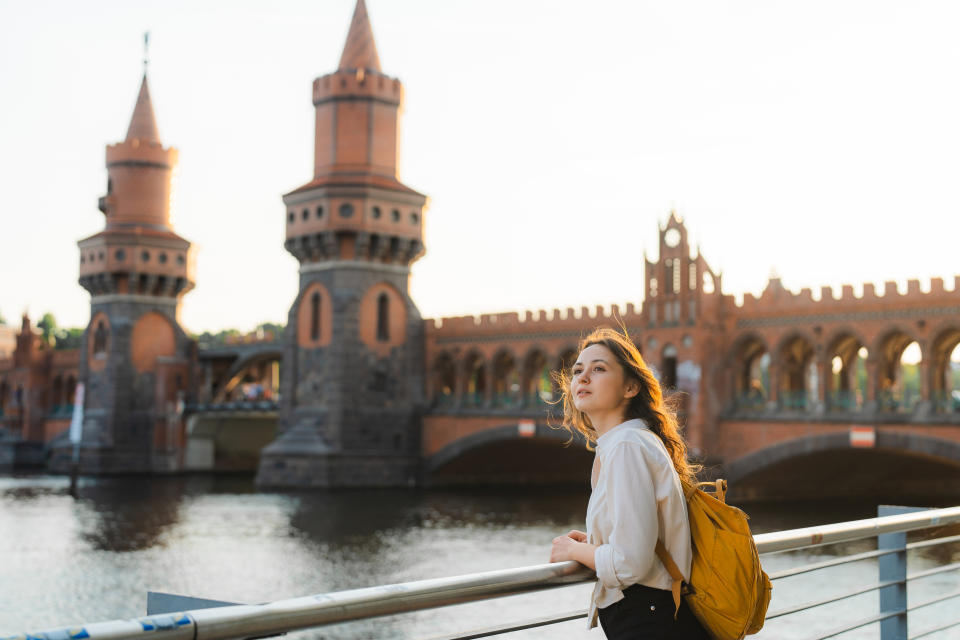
[420,275,960,499]
[183,339,283,472]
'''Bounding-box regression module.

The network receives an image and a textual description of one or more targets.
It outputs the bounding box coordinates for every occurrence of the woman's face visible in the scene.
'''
[570,343,635,418]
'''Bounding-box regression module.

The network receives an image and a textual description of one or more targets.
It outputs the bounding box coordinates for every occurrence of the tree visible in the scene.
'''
[54,328,85,350]
[37,312,57,344]
[0,309,6,325]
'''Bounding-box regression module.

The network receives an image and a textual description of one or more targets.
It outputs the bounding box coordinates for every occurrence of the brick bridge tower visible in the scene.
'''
[58,67,195,473]
[257,0,428,487]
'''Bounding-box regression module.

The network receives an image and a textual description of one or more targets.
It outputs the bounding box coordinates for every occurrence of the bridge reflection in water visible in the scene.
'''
[1,475,959,640]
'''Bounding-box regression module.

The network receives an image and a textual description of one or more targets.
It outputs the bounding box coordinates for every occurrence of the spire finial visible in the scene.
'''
[338,0,382,73]
[143,32,150,72]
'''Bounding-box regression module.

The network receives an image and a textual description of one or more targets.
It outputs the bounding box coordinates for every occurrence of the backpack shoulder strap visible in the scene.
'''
[654,539,684,619]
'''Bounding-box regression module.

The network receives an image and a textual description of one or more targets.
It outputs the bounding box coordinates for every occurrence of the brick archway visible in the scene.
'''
[722,430,960,500]
[424,423,591,484]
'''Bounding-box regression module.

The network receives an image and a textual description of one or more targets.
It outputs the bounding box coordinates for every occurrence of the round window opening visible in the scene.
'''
[159,253,168,264]
[339,203,355,218]
[391,209,400,222]
[114,249,125,261]
[141,251,150,262]
[410,212,419,224]
[372,206,382,219]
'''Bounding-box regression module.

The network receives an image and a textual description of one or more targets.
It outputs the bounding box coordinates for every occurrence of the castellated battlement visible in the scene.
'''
[106,140,176,167]
[427,302,643,335]
[736,275,960,313]
[313,70,402,105]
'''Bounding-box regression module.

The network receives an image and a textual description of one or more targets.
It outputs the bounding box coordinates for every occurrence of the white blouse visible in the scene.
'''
[585,419,693,629]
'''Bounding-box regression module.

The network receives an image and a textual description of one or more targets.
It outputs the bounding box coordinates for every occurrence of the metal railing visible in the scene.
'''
[6,506,960,640]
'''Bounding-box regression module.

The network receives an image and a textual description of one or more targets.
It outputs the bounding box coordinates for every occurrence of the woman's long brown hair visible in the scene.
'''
[555,327,700,486]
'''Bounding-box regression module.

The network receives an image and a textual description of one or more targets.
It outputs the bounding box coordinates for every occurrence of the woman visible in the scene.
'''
[548,328,709,639]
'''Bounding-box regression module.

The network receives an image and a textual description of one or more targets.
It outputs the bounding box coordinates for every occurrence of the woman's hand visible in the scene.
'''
[550,530,596,569]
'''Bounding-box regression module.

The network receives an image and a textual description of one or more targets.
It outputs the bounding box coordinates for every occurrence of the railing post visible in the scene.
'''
[877,505,922,640]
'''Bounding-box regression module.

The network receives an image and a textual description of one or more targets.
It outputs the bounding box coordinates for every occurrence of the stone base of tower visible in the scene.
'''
[255,425,419,488]
[0,434,46,471]
[46,407,182,475]
[46,440,180,475]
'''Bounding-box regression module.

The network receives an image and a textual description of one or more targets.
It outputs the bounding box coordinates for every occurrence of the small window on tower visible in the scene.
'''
[302,209,309,221]
[650,277,658,298]
[115,249,125,261]
[376,293,390,341]
[310,291,321,342]
[288,212,294,224]
[159,253,168,264]
[141,251,150,262]
[177,254,185,266]
[93,320,108,355]
[689,263,697,290]
[410,212,419,224]
[316,206,324,219]
[372,206,382,219]
[672,259,681,294]
[339,203,355,218]
[391,209,400,222]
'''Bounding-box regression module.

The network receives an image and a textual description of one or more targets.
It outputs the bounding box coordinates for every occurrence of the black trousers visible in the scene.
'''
[598,584,711,640]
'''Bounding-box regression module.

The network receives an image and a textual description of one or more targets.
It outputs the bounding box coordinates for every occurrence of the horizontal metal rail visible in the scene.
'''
[753,505,960,553]
[423,609,588,640]
[911,617,960,639]
[814,607,906,640]
[6,506,960,640]
[765,578,901,620]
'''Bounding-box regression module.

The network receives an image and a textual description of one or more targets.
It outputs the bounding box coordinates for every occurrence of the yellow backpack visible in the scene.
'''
[655,479,773,640]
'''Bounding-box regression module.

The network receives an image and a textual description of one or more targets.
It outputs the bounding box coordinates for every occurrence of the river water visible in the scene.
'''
[0,475,957,639]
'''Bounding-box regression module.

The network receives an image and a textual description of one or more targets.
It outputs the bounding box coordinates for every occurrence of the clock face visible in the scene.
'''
[664,228,681,248]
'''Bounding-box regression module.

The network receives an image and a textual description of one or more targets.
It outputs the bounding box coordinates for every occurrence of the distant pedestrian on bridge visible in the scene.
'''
[548,327,709,639]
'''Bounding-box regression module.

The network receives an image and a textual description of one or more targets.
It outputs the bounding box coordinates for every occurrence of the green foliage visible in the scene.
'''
[193,322,285,348]
[256,322,285,339]
[37,312,57,342]
[0,309,6,325]
[54,328,85,350]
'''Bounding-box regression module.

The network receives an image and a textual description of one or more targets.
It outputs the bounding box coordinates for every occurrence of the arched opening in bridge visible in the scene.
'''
[0,379,8,416]
[66,375,76,409]
[215,357,281,403]
[432,352,456,407]
[827,335,867,411]
[554,347,578,397]
[778,335,815,411]
[51,375,63,414]
[728,445,960,503]
[492,351,520,408]
[733,337,769,411]
[521,350,551,406]
[463,352,486,407]
[930,329,960,414]
[877,332,921,412]
[660,344,678,390]
[427,429,593,486]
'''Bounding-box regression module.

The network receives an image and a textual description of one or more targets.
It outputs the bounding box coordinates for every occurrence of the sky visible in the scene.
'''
[2,0,960,334]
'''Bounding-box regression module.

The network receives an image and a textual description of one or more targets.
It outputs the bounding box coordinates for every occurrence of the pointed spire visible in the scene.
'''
[125,74,160,143]
[338,0,382,73]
